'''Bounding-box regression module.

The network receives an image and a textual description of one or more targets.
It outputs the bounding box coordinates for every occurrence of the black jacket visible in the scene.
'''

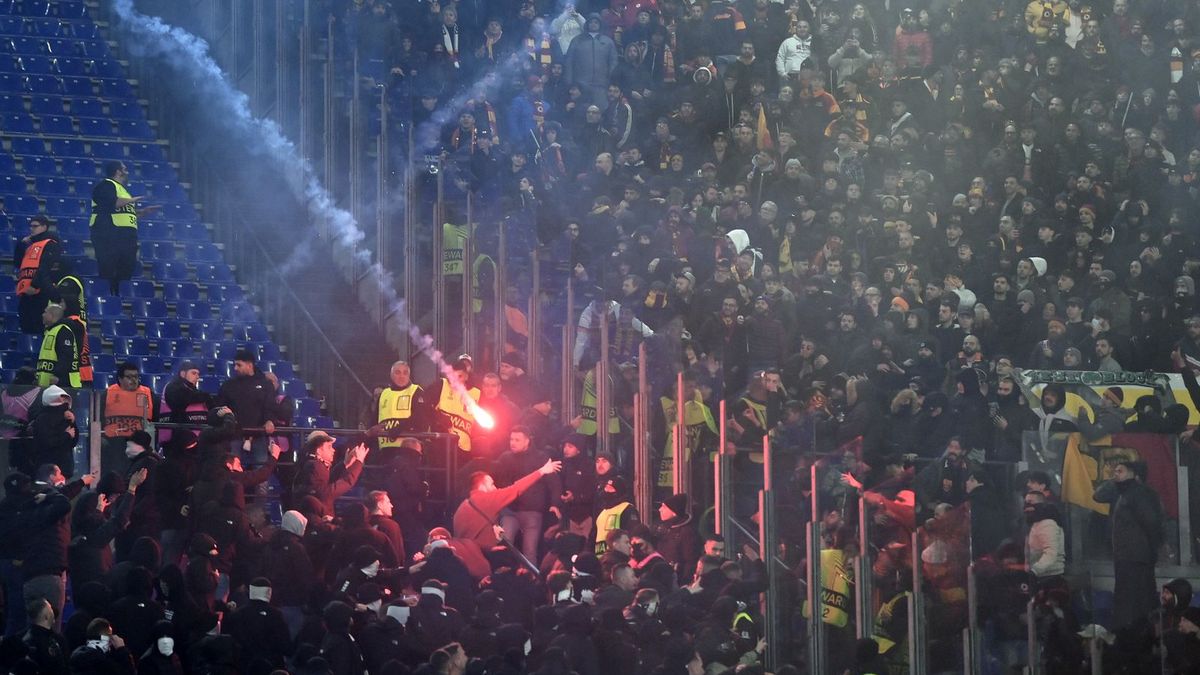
[223,599,290,672]
[214,369,279,428]
[29,404,77,478]
[493,449,561,512]
[68,492,135,590]
[20,624,69,675]
[1094,478,1165,564]
[258,530,313,607]
[19,487,72,579]
[68,643,135,675]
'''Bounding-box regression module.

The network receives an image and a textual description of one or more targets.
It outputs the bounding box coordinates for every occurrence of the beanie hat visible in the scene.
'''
[127,430,153,454]
[1017,289,1036,305]
[662,493,689,518]
[353,545,381,569]
[281,510,308,537]
[41,385,70,407]
[1029,257,1047,277]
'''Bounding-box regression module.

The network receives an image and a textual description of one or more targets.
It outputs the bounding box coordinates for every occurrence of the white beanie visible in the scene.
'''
[281,510,308,537]
[41,385,70,407]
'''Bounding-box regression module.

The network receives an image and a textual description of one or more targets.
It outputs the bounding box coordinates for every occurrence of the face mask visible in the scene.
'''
[125,443,143,459]
[645,601,658,615]
[98,634,112,652]
[580,589,595,604]
[366,600,382,613]
[363,562,381,578]
[524,639,532,656]
[157,637,174,656]
[386,605,410,624]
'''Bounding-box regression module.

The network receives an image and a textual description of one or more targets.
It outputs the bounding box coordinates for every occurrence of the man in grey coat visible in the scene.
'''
[564,14,616,107]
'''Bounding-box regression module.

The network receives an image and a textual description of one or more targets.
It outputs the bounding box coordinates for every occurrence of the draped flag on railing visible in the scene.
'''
[1061,432,1178,518]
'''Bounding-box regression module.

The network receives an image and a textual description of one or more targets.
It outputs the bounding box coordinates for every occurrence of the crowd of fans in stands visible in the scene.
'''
[10,0,1200,671]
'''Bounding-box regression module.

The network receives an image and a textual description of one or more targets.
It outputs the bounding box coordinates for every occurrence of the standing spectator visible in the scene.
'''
[101,362,155,476]
[29,386,78,479]
[654,493,699,584]
[494,426,563,564]
[13,215,62,334]
[370,360,428,456]
[19,597,69,675]
[1023,491,1065,587]
[452,457,562,552]
[564,14,617,106]
[157,360,212,451]
[15,473,71,630]
[89,161,158,296]
[291,431,369,516]
[1094,460,1164,631]
[215,349,281,467]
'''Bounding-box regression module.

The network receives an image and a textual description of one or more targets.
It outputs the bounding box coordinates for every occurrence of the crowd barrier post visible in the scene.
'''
[856,493,873,641]
[274,0,290,136]
[966,562,981,672]
[1177,436,1192,565]
[349,48,362,234]
[1026,598,1039,675]
[399,123,417,363]
[431,163,445,349]
[597,303,611,455]
[910,530,926,675]
[298,0,312,160]
[321,13,335,238]
[672,372,688,496]
[559,279,575,419]
[759,435,782,670]
[528,248,541,380]
[633,342,652,519]
[715,400,736,550]
[492,218,506,372]
[88,393,101,477]
[377,81,390,273]
[461,194,475,357]
[807,493,825,675]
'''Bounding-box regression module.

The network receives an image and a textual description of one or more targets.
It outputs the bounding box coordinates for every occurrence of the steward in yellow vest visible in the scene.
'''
[594,475,640,554]
[657,377,717,487]
[90,161,159,294]
[36,303,81,388]
[14,215,62,334]
[55,275,91,385]
[373,360,427,451]
[431,357,482,452]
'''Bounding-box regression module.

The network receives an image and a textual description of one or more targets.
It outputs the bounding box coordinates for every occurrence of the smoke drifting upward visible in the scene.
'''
[108,0,486,412]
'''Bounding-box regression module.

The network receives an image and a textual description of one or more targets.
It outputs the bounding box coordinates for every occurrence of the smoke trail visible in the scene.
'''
[109,0,488,416]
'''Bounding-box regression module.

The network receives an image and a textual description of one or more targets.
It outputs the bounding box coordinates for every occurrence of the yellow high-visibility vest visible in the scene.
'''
[378,384,422,449]
[436,378,480,451]
[36,323,81,388]
[90,178,137,228]
[595,501,631,554]
[803,548,851,627]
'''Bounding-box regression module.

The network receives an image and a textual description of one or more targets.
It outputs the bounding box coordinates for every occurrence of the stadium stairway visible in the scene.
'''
[0,0,334,428]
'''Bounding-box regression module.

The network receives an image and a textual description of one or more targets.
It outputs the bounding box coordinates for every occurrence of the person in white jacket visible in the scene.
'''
[1024,490,1065,581]
[776,20,816,80]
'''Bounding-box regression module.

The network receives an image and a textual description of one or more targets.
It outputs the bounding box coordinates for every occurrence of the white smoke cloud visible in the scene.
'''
[110,0,487,414]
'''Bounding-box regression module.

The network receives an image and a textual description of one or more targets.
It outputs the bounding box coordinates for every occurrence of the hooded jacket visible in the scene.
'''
[1025,503,1065,577]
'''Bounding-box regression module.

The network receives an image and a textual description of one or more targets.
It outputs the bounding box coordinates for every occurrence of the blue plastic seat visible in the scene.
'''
[152,261,188,281]
[115,118,152,139]
[27,94,60,114]
[54,56,85,76]
[2,194,37,213]
[140,355,166,375]
[142,319,179,340]
[125,279,155,299]
[268,361,295,380]
[22,74,59,93]
[88,294,121,317]
[50,137,84,156]
[161,281,199,303]
[0,154,15,173]
[59,238,83,256]
[131,298,166,319]
[68,95,101,116]
[205,284,244,304]
[71,255,95,276]
[16,54,52,73]
[88,140,122,158]
[126,142,162,162]
[177,301,211,321]
[108,99,138,119]
[77,115,111,136]
[193,263,233,283]
[19,154,54,174]
[100,318,135,337]
[60,157,94,178]
[60,74,89,95]
[0,175,26,194]
[90,352,116,372]
[44,197,84,217]
[97,77,130,97]
[9,136,42,154]
[0,93,22,112]
[245,323,270,342]
[119,336,150,355]
[2,110,33,130]
[38,112,72,133]
[157,338,192,358]
[295,397,319,418]
[34,175,70,195]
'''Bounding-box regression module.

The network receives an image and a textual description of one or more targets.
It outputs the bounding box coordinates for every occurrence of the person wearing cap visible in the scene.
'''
[1094,459,1165,630]
[428,355,483,455]
[158,359,212,450]
[294,431,369,516]
[102,361,156,476]
[28,384,79,479]
[17,473,77,630]
[654,494,700,584]
[215,349,285,467]
[224,577,290,672]
[35,302,81,389]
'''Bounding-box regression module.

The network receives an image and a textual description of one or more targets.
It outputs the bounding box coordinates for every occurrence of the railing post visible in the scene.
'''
[856,493,873,640]
[967,562,981,672]
[911,530,926,675]
[493,219,506,370]
[560,279,575,418]
[672,371,689,496]
[597,303,610,456]
[431,163,444,351]
[715,399,734,549]
[528,249,541,380]
[807,513,825,675]
[633,342,651,519]
[1026,598,1039,675]
[462,193,475,357]
[759,435,781,670]
[349,48,361,232]
[322,14,335,230]
[377,82,389,273]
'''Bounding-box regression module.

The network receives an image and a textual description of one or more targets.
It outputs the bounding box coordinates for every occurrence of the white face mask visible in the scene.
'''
[524,639,532,656]
[645,601,658,616]
[98,634,112,652]
[125,443,143,459]
[363,562,381,578]
[386,605,411,624]
[157,637,174,656]
[580,589,595,604]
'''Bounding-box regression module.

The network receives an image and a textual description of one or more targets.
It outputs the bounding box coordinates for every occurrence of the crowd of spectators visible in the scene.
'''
[10,0,1200,671]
